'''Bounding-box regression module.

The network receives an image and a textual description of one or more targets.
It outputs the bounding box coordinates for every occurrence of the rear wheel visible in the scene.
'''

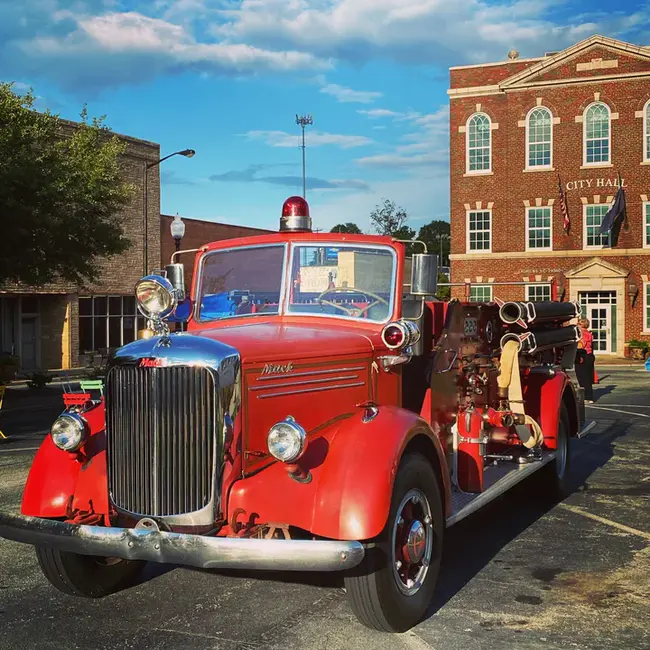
[344,452,444,632]
[35,547,145,598]
[537,402,572,500]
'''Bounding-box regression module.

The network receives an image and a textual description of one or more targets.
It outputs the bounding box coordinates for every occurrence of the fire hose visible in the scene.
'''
[497,340,544,449]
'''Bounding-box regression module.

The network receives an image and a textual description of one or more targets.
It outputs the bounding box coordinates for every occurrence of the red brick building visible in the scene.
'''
[448,34,650,357]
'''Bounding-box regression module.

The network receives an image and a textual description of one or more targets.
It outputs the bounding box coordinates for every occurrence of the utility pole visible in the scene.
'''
[295,114,313,199]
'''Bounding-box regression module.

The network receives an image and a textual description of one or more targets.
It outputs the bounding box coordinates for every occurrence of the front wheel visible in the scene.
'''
[35,547,145,598]
[344,452,444,632]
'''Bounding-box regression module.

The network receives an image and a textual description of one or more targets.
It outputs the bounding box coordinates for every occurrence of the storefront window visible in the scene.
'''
[79,296,145,353]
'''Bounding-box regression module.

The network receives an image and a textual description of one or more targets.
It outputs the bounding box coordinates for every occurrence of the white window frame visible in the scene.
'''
[644,201,650,249]
[525,206,553,251]
[525,106,553,170]
[643,99,650,163]
[526,284,552,302]
[583,101,611,167]
[466,208,492,254]
[469,285,493,303]
[466,112,492,174]
[583,203,611,250]
[644,282,650,333]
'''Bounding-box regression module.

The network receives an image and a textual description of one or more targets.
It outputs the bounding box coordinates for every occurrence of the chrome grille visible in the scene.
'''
[106,365,217,517]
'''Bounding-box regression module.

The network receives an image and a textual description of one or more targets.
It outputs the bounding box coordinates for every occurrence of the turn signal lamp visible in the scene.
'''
[280,196,312,233]
[381,320,421,351]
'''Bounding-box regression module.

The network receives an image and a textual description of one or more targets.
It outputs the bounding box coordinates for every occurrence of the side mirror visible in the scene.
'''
[410,254,438,296]
[165,263,186,302]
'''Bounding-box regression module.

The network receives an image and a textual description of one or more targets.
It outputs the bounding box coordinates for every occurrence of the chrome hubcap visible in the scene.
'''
[391,488,434,596]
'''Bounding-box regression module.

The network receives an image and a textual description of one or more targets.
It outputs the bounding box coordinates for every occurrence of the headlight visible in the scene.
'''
[267,417,307,463]
[135,275,177,319]
[51,413,88,452]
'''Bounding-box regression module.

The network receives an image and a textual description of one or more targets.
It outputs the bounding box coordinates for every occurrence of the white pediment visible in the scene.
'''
[565,257,629,279]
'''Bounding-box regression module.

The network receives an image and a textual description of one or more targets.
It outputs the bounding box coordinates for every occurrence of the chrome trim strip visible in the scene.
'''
[0,513,365,573]
[256,366,366,381]
[251,374,360,392]
[257,381,365,399]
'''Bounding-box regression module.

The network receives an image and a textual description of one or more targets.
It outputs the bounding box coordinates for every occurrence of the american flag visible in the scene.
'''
[558,174,570,234]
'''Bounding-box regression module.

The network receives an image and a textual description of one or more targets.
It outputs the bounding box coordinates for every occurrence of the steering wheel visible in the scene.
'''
[317,286,389,317]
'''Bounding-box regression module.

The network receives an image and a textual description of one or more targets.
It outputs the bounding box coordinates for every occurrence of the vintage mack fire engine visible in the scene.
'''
[0,197,592,632]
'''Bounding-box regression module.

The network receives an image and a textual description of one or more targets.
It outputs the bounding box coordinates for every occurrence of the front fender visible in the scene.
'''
[524,372,572,449]
[21,436,80,517]
[228,407,449,541]
[21,403,107,518]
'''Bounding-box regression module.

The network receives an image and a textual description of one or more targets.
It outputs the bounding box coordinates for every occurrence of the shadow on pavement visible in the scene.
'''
[424,418,631,621]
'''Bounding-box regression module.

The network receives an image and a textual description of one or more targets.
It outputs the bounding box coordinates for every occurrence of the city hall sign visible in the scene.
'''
[564,176,627,191]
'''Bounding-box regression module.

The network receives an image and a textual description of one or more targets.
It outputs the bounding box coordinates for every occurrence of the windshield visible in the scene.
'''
[198,245,285,320]
[288,244,395,322]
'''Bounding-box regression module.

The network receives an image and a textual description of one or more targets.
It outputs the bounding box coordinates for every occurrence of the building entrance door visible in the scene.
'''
[21,317,38,370]
[579,291,617,355]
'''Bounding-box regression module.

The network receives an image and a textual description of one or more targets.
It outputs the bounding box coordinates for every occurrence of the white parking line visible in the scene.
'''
[586,404,650,418]
[589,403,650,409]
[558,504,650,541]
[0,446,39,454]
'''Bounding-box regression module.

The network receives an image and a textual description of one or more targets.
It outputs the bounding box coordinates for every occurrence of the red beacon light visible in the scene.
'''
[280,196,312,233]
[381,319,421,351]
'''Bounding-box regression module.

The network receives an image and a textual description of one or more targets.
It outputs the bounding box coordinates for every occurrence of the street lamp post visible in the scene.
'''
[143,148,195,275]
[170,214,185,252]
[295,114,313,199]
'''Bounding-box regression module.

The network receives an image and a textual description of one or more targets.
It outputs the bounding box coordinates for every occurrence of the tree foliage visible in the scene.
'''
[0,82,135,287]
[417,220,450,266]
[330,222,362,234]
[370,199,414,238]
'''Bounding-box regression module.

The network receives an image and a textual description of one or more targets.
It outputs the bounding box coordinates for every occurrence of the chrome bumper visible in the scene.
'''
[0,513,365,572]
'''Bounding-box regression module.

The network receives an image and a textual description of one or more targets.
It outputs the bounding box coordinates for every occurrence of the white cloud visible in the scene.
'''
[320,83,382,103]
[214,0,650,66]
[244,129,373,149]
[356,152,445,168]
[357,108,402,118]
[3,7,331,93]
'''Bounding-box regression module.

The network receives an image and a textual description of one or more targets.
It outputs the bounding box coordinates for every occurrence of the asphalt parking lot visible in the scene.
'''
[1,367,648,650]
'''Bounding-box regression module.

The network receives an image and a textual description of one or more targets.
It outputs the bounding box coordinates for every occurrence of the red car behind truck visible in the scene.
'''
[0,197,593,632]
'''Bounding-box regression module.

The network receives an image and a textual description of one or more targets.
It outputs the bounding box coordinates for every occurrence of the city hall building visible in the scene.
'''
[448,34,650,357]
[0,122,269,374]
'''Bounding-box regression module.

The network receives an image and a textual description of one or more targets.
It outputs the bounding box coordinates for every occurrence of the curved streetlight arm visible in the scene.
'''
[147,149,195,169]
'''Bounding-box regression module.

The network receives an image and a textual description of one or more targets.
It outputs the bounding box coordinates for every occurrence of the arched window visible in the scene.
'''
[643,100,650,162]
[526,107,552,168]
[466,113,491,173]
[583,102,611,165]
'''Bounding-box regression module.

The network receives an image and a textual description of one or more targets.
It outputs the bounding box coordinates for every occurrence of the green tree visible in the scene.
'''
[418,220,450,266]
[370,199,414,237]
[330,222,362,234]
[0,82,134,286]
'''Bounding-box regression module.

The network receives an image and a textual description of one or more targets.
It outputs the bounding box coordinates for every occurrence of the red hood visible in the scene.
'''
[194,320,377,363]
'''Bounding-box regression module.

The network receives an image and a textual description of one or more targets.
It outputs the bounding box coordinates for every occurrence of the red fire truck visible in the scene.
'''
[0,197,593,632]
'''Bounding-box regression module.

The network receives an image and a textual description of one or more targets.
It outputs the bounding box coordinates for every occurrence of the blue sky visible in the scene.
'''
[2,1,649,233]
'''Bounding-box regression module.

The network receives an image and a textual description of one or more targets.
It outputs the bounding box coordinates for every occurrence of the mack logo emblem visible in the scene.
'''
[139,358,165,368]
[261,362,294,375]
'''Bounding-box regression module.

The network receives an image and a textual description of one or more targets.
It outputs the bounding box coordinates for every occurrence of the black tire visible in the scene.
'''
[537,402,572,500]
[344,452,444,632]
[35,547,145,598]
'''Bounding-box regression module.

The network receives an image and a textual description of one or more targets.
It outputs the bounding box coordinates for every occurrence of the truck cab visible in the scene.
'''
[0,196,589,633]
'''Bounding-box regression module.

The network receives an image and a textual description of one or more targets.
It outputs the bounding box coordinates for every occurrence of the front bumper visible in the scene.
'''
[0,513,365,572]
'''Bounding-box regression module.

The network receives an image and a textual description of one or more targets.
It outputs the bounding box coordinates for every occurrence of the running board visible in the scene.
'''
[446,451,556,527]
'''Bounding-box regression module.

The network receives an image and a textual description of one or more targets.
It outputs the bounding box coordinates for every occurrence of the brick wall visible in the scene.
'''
[160,215,272,295]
